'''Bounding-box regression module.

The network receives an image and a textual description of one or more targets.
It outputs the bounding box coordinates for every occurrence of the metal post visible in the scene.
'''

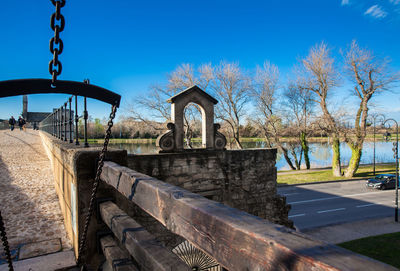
[373,119,376,176]
[58,108,61,139]
[59,107,62,139]
[69,97,73,143]
[75,95,79,145]
[53,111,56,136]
[396,124,399,222]
[52,111,55,136]
[64,103,68,141]
[83,96,89,147]
[60,106,64,140]
[383,118,399,222]
[55,109,58,138]
[54,109,57,137]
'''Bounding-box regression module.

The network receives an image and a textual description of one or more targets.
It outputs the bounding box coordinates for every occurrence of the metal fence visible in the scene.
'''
[39,95,90,147]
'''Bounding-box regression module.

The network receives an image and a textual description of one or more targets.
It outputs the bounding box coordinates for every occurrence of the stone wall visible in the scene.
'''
[40,132,127,265]
[127,149,292,228]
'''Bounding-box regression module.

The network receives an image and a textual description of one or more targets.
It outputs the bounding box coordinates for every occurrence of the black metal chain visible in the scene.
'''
[0,210,14,271]
[77,104,118,268]
[49,0,66,85]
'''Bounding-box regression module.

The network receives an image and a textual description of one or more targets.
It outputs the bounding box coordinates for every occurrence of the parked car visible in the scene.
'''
[366,174,398,190]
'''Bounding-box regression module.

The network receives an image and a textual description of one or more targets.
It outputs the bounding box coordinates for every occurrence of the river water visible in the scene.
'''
[108,141,396,171]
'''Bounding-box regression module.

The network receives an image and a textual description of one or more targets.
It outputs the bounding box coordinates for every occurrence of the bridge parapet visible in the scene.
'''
[39,131,398,270]
[100,161,398,271]
[40,131,127,267]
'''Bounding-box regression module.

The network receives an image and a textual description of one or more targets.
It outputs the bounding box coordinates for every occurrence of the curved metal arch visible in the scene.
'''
[0,79,121,107]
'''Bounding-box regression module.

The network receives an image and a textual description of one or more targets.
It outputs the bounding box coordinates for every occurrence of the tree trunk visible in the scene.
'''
[300,132,310,169]
[291,149,301,170]
[234,136,243,149]
[331,137,342,176]
[277,144,296,170]
[344,144,362,178]
[233,126,243,149]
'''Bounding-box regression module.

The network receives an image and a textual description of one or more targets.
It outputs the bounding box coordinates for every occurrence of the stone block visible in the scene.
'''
[18,238,62,260]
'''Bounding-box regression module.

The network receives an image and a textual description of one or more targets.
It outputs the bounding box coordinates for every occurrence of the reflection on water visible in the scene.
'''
[108,141,396,171]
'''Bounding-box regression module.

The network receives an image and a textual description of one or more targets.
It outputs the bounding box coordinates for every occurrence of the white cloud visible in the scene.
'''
[390,0,400,5]
[341,0,349,5]
[364,5,388,19]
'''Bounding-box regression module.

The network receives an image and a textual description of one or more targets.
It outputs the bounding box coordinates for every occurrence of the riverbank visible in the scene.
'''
[277,163,396,185]
[85,135,394,145]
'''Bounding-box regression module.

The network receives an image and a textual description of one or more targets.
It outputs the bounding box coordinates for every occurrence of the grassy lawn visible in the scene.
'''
[338,232,400,269]
[277,164,397,185]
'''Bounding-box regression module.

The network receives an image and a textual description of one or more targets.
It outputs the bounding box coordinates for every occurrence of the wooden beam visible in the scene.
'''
[100,235,138,271]
[100,201,190,271]
[101,161,398,271]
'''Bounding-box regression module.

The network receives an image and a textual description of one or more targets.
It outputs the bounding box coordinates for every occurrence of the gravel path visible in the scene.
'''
[0,129,71,255]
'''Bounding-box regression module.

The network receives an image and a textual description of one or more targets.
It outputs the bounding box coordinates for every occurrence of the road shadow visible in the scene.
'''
[278,182,397,231]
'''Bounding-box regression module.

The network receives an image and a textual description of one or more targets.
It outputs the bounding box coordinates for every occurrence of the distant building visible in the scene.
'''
[22,95,51,123]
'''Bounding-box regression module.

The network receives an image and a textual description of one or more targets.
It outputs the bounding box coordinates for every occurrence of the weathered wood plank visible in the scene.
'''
[101,161,398,271]
[100,201,190,271]
[100,235,138,271]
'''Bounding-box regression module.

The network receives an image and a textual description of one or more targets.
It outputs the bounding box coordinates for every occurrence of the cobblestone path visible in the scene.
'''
[0,129,71,256]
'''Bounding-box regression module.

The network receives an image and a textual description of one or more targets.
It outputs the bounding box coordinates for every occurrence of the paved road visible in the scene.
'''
[278,180,398,230]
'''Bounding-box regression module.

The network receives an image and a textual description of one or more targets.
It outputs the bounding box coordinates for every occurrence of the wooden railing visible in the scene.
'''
[99,201,190,270]
[99,161,398,271]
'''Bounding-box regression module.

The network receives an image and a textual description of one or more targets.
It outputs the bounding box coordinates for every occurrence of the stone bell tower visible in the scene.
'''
[22,95,28,119]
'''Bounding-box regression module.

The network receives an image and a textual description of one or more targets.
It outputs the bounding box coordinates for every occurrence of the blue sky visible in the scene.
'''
[0,0,399,121]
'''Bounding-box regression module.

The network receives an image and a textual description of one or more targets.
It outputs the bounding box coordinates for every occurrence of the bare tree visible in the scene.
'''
[343,40,400,177]
[283,81,315,169]
[300,42,342,176]
[211,62,251,149]
[252,61,298,170]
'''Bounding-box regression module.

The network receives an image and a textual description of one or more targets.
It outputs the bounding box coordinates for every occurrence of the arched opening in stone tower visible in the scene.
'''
[183,102,205,149]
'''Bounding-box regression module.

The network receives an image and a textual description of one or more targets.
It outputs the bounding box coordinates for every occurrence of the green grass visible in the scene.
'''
[277,164,397,185]
[338,232,400,268]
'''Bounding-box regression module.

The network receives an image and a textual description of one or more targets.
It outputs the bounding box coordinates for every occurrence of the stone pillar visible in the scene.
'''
[171,102,184,151]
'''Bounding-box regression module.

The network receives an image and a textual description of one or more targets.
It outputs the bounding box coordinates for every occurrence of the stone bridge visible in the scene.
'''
[0,129,397,270]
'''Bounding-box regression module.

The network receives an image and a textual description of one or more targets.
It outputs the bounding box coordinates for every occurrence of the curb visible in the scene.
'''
[277,177,367,187]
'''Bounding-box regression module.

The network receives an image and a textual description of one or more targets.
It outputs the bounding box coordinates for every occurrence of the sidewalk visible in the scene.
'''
[0,129,71,263]
[302,216,400,244]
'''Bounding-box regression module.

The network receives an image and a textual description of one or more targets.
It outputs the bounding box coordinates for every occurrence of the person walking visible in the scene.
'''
[18,116,26,131]
[8,116,16,131]
[22,117,26,131]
